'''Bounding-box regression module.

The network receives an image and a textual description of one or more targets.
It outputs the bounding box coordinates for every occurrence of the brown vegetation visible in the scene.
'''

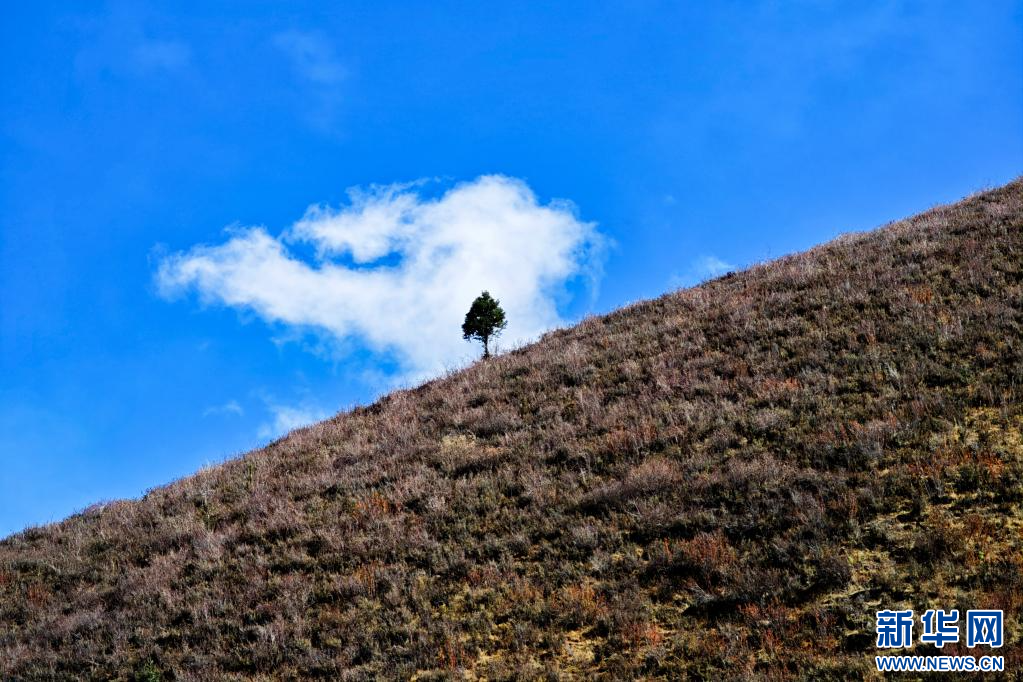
[1,180,1021,679]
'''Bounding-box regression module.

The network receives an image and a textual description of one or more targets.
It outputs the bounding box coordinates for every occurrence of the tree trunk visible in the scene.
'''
[483,336,490,358]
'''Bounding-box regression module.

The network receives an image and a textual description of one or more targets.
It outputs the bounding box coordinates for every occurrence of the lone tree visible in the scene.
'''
[462,291,507,359]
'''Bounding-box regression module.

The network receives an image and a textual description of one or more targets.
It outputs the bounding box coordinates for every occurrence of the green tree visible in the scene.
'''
[462,291,507,359]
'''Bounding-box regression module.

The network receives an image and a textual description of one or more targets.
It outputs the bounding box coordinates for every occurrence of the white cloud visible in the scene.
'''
[670,254,736,288]
[258,402,331,440]
[692,255,735,279]
[157,175,605,381]
[202,400,244,418]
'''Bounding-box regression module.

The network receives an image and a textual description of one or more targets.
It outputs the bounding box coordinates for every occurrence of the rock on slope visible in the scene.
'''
[1,180,1021,679]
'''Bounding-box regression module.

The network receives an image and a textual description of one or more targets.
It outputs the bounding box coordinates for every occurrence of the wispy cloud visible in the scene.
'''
[257,402,330,440]
[202,400,244,418]
[157,175,605,382]
[273,29,346,130]
[670,254,736,289]
[70,4,193,81]
[273,30,346,85]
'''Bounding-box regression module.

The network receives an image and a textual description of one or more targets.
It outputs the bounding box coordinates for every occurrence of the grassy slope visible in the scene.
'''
[1,181,1021,680]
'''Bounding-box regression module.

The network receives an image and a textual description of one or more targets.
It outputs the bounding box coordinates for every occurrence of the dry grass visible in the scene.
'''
[1,180,1021,679]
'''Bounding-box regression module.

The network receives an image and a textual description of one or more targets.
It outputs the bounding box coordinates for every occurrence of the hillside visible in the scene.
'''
[2,181,1021,680]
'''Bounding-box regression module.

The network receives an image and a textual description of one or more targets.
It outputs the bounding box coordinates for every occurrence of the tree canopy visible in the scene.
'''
[462,291,507,358]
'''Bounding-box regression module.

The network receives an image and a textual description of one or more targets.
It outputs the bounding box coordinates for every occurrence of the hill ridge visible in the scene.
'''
[2,179,1021,679]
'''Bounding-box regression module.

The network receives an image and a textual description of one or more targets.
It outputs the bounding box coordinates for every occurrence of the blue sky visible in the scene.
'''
[2,1,1021,538]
